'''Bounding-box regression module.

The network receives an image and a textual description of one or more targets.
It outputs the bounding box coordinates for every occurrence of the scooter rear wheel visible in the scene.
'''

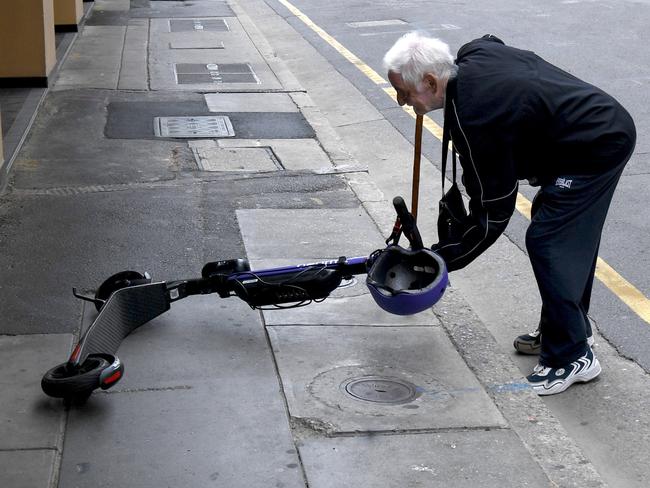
[41,355,111,403]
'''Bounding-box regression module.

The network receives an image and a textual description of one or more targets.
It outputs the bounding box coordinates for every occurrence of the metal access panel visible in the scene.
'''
[174,63,259,84]
[153,116,235,138]
[169,18,230,32]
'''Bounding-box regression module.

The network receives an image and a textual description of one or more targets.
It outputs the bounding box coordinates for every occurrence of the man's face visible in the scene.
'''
[388,71,440,115]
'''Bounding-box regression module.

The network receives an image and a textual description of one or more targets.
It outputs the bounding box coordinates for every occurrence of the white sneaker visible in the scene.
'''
[526,348,601,396]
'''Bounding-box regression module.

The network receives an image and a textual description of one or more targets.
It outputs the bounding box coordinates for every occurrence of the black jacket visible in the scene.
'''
[434,35,636,271]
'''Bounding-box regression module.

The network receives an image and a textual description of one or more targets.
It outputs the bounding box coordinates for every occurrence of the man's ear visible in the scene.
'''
[423,73,437,91]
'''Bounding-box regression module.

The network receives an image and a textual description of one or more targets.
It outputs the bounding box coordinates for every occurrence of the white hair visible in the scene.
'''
[383,32,457,86]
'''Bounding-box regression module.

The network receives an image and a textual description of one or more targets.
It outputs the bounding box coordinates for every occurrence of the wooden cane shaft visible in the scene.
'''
[412,114,424,221]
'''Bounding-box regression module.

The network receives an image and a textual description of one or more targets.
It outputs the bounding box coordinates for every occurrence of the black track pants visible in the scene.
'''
[525,158,629,367]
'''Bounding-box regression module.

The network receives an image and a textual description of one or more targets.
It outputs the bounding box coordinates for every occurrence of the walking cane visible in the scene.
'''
[386,114,424,246]
[411,114,424,221]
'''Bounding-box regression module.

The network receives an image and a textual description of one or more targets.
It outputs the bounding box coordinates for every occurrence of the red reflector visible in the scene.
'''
[69,344,81,363]
[103,371,122,385]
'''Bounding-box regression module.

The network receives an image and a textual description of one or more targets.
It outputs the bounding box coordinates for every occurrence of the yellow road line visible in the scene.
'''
[516,193,533,219]
[279,0,650,324]
[514,193,649,322]
[596,259,650,323]
[276,0,387,85]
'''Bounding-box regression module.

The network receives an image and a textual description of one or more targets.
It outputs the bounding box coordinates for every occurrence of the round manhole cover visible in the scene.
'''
[342,376,418,404]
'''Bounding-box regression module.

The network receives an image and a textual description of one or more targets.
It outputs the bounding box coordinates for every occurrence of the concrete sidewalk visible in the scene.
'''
[0,1,605,487]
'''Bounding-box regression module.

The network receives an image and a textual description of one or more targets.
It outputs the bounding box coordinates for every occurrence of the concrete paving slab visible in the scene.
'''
[59,386,304,488]
[0,184,239,335]
[205,174,357,214]
[169,38,225,49]
[80,296,273,390]
[295,105,360,170]
[539,330,650,488]
[235,208,433,325]
[231,0,304,93]
[623,152,649,177]
[450,238,650,488]
[164,29,229,47]
[190,142,280,172]
[264,293,438,326]
[59,296,304,488]
[11,149,186,189]
[94,0,129,12]
[131,1,235,18]
[271,294,437,326]
[148,16,282,91]
[84,10,130,26]
[268,326,506,433]
[239,0,386,128]
[12,91,191,187]
[0,87,47,183]
[297,430,550,488]
[236,208,385,260]
[334,117,442,244]
[205,92,298,113]
[436,287,605,488]
[0,334,72,449]
[217,138,333,172]
[118,22,149,90]
[54,26,126,91]
[0,450,58,488]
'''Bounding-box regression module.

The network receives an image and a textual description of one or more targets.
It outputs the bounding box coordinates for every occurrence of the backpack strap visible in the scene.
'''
[441,79,458,195]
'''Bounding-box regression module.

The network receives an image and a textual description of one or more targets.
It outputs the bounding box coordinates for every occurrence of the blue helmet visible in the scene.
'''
[366,246,448,315]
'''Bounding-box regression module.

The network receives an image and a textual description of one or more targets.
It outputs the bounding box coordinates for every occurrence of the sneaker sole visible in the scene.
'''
[531,358,602,396]
[513,335,595,355]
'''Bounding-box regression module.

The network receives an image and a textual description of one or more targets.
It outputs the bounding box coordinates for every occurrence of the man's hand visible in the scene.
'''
[430,243,443,255]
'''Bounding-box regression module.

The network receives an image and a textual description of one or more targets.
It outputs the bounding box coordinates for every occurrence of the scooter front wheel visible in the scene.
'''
[41,355,111,403]
[94,270,150,312]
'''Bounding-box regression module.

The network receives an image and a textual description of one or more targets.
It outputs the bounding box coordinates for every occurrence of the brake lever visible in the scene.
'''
[72,288,106,309]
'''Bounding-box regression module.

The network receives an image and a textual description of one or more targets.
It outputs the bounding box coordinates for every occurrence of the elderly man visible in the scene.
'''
[384,32,636,395]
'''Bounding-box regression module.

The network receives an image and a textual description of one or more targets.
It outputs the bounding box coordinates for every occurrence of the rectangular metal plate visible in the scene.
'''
[346,19,407,28]
[153,116,235,138]
[175,63,251,74]
[176,73,214,84]
[169,40,225,49]
[174,63,259,84]
[217,73,258,83]
[169,19,229,32]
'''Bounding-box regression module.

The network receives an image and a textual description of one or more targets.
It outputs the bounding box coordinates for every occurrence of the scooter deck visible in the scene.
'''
[71,282,170,365]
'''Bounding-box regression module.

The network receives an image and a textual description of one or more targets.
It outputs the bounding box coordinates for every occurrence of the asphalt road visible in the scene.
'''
[266,0,650,371]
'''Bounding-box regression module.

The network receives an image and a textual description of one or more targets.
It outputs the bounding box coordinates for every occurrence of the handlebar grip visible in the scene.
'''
[392,196,409,221]
[392,196,424,250]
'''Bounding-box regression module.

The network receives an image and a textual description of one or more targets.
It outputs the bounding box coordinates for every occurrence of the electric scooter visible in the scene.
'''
[41,197,447,406]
